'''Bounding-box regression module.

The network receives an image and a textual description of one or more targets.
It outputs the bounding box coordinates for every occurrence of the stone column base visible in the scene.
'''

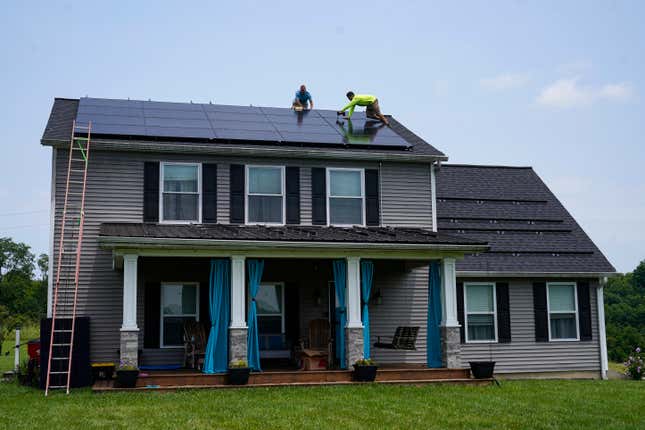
[120,329,139,367]
[345,326,364,368]
[229,327,248,364]
[441,326,461,368]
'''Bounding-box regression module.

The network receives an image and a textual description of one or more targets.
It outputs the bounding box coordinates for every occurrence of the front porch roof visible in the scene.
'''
[98,223,488,259]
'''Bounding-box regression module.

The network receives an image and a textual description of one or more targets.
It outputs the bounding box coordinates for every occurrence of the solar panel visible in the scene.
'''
[76,97,411,149]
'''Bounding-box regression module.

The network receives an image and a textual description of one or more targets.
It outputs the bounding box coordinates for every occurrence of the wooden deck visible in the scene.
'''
[93,366,492,392]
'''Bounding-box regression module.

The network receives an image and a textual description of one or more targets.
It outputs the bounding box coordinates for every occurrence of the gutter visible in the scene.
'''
[41,138,449,164]
[457,270,618,278]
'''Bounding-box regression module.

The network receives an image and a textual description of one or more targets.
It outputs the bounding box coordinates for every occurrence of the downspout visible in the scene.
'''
[47,148,57,318]
[597,277,609,380]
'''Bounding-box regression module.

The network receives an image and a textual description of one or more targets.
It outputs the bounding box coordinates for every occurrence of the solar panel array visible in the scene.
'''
[75,97,411,149]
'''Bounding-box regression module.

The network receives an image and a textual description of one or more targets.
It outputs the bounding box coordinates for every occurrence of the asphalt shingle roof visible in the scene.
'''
[436,164,615,273]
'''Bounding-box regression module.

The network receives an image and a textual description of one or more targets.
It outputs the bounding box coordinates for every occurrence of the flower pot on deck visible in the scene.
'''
[353,365,378,382]
[116,369,139,388]
[469,361,495,379]
[227,367,251,385]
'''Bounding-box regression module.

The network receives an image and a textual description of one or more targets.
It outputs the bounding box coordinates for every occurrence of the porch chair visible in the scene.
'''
[373,326,420,350]
[183,321,207,370]
[298,319,332,370]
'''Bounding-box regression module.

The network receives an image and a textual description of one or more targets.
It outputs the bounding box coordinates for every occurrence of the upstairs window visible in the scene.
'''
[160,162,201,223]
[464,283,497,342]
[160,282,199,347]
[327,168,364,226]
[246,166,284,224]
[547,282,579,341]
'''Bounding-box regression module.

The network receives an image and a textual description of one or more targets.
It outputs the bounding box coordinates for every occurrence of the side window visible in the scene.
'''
[464,283,497,342]
[160,282,199,347]
[327,168,364,226]
[246,166,284,224]
[547,282,579,341]
[160,162,201,223]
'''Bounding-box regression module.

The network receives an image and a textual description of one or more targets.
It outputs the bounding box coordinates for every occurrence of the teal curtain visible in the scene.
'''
[427,261,442,368]
[333,259,347,369]
[360,260,374,359]
[247,259,264,371]
[203,259,230,374]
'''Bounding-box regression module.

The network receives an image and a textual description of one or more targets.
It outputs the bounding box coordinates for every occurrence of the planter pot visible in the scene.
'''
[353,365,378,382]
[227,367,251,385]
[469,361,495,379]
[116,369,139,388]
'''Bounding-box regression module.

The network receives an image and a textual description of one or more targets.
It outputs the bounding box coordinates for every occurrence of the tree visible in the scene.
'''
[632,260,645,290]
[37,253,48,282]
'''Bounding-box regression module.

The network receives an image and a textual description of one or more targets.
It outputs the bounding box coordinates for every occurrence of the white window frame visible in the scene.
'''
[159,162,202,224]
[254,282,286,334]
[546,281,580,342]
[160,281,200,349]
[326,167,366,227]
[464,282,498,343]
[245,165,286,226]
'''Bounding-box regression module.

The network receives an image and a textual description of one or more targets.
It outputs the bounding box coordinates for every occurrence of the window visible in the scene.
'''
[160,283,199,347]
[327,168,364,226]
[547,282,579,341]
[246,166,284,224]
[160,162,201,223]
[255,283,284,335]
[464,283,497,342]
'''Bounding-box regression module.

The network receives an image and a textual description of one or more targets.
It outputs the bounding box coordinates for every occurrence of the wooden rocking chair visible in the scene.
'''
[183,321,207,370]
[373,326,420,350]
[298,319,332,370]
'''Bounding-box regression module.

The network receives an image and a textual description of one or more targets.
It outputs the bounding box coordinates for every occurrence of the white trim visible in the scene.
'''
[159,281,200,348]
[430,162,438,233]
[546,281,580,342]
[441,257,460,327]
[463,282,498,343]
[159,162,202,224]
[230,255,247,329]
[346,256,363,328]
[326,167,366,227]
[47,148,57,318]
[245,165,286,225]
[121,254,139,331]
[597,280,609,379]
[255,282,286,334]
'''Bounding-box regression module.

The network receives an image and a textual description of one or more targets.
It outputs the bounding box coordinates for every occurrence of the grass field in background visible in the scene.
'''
[0,324,39,373]
[0,379,643,430]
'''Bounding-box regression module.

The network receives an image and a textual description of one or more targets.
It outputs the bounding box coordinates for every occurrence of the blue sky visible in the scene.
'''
[0,1,643,272]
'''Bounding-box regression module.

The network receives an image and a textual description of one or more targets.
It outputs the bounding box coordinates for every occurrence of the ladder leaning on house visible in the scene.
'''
[45,120,92,396]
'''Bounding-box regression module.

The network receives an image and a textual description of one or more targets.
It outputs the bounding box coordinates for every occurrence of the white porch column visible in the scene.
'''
[346,257,363,328]
[230,256,247,329]
[597,281,609,380]
[121,254,139,331]
[441,257,459,327]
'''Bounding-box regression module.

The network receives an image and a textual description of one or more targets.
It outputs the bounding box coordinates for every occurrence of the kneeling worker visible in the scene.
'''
[337,91,389,125]
[292,85,313,111]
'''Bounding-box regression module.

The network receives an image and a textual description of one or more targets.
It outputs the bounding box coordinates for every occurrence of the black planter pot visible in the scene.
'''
[116,369,139,388]
[353,365,378,382]
[469,361,495,379]
[227,367,251,385]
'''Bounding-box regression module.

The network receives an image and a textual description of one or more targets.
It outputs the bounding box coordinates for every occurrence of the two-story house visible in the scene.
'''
[41,97,614,386]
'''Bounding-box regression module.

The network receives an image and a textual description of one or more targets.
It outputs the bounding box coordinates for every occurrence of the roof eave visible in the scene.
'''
[456,270,618,278]
[40,137,449,163]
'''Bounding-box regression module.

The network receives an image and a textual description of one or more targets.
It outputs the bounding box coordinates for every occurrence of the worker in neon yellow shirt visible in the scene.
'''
[337,91,389,125]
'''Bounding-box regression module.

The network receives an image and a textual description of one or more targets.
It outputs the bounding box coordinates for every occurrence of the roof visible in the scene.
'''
[436,164,615,274]
[41,98,445,160]
[99,223,487,248]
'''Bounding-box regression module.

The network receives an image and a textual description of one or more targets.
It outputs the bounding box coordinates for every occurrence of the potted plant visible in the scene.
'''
[227,360,251,385]
[116,361,139,388]
[624,346,644,380]
[469,342,496,379]
[353,358,378,382]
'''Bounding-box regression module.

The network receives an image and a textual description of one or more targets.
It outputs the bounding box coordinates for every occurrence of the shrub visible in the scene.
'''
[624,347,644,380]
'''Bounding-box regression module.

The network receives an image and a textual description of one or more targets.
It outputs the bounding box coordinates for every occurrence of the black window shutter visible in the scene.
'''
[144,282,161,348]
[202,164,217,223]
[577,281,593,341]
[143,162,159,223]
[365,169,380,226]
[496,283,512,343]
[285,167,300,224]
[533,282,549,342]
[456,281,465,343]
[229,164,245,224]
[311,168,327,225]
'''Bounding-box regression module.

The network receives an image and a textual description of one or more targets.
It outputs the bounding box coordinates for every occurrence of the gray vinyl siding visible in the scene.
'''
[380,162,433,228]
[460,278,601,373]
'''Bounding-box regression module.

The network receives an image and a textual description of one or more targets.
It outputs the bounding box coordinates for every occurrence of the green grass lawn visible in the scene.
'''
[0,379,643,430]
[1,325,39,373]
